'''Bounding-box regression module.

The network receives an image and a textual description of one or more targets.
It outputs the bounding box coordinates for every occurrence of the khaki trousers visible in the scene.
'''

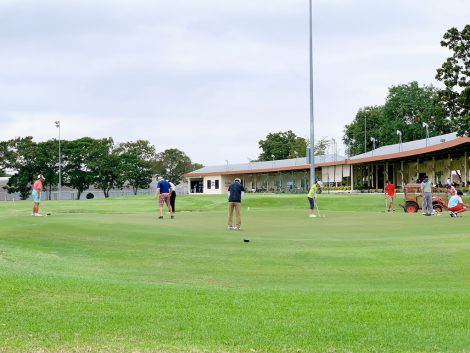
[228,202,241,227]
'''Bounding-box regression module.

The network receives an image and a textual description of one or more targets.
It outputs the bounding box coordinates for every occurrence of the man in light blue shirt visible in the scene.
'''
[420,175,434,215]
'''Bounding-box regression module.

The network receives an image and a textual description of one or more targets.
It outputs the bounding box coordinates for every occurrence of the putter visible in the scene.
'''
[315,199,323,218]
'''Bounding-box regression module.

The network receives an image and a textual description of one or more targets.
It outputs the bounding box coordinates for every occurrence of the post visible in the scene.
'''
[416,158,419,181]
[364,116,367,153]
[308,0,315,186]
[350,164,354,192]
[401,160,404,188]
[465,151,468,185]
[55,121,62,201]
[423,122,429,147]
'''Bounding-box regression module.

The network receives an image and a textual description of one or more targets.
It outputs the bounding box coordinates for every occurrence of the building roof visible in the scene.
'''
[186,153,346,177]
[350,132,458,160]
[185,132,470,177]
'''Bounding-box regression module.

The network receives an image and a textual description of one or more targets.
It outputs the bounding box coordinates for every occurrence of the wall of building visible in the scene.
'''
[202,176,223,194]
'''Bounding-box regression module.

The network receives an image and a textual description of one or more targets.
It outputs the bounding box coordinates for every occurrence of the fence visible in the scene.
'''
[0,183,189,202]
[0,189,153,201]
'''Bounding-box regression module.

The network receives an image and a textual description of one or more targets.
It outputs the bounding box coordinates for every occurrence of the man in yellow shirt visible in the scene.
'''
[307,182,319,218]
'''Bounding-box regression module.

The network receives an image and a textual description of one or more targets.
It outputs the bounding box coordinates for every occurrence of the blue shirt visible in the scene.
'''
[228,182,245,202]
[157,180,171,193]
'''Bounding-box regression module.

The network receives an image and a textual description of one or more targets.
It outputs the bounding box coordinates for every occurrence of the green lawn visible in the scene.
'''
[0,194,469,353]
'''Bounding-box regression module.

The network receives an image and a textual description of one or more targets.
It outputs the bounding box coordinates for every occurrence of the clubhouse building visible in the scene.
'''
[185,132,470,194]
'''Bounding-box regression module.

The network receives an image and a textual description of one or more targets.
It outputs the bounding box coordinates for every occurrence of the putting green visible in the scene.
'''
[0,194,469,352]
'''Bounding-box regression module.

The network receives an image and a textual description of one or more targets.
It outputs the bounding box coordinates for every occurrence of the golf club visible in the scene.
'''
[315,198,324,218]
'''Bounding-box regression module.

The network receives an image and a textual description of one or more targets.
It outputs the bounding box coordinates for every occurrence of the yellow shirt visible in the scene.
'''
[307,184,317,198]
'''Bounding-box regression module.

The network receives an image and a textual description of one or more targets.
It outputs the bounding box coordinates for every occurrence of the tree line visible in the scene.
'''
[343,25,470,155]
[0,137,202,200]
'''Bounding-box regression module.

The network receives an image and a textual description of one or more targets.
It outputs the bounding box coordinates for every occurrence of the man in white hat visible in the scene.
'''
[32,174,45,216]
[227,178,245,230]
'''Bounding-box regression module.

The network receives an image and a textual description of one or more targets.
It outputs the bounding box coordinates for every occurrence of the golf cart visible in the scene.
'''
[401,183,448,213]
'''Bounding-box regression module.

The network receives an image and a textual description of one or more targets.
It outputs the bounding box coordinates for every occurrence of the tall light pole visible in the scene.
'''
[364,116,367,153]
[54,121,62,200]
[370,137,376,156]
[422,122,429,147]
[397,130,402,152]
[308,0,315,186]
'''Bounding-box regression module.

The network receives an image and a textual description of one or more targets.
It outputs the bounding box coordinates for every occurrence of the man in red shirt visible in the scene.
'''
[384,180,395,212]
[32,174,45,216]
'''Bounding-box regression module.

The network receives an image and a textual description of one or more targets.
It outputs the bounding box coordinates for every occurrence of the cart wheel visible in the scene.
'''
[433,204,443,213]
[405,201,418,213]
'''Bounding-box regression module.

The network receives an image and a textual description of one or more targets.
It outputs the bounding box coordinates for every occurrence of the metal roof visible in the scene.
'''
[186,132,469,177]
[188,153,345,176]
[350,132,458,160]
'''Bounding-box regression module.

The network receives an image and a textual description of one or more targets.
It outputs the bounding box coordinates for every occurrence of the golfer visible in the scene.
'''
[155,176,173,219]
[307,181,319,218]
[448,190,468,217]
[32,174,45,216]
[420,175,434,215]
[169,180,176,212]
[227,178,245,230]
[384,180,395,212]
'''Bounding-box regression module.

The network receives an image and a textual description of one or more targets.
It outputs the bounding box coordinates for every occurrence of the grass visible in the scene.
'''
[0,193,469,353]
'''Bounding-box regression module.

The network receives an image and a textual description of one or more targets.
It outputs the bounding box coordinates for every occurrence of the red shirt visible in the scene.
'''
[33,179,43,191]
[385,183,395,196]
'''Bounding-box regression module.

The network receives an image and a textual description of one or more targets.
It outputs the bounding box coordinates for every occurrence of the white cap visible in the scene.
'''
[37,174,45,180]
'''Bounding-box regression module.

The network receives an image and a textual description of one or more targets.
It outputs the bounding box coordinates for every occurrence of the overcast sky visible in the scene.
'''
[0,0,468,166]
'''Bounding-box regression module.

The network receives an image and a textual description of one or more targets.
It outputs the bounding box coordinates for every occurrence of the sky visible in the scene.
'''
[0,0,469,166]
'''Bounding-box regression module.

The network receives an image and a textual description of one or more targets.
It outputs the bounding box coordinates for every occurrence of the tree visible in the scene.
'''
[383,81,451,142]
[343,82,452,156]
[1,137,39,200]
[313,137,330,156]
[116,140,156,195]
[435,25,470,136]
[0,140,8,171]
[62,138,97,200]
[89,138,124,198]
[258,130,307,161]
[343,106,385,156]
[4,172,32,200]
[152,149,193,184]
[191,162,204,171]
[36,140,60,200]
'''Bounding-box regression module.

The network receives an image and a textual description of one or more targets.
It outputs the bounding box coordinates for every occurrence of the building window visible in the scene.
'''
[207,180,211,189]
[215,180,219,189]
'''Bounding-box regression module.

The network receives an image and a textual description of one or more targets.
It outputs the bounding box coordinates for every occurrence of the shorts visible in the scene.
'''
[307,197,315,210]
[448,204,465,212]
[32,190,40,203]
[159,193,171,208]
